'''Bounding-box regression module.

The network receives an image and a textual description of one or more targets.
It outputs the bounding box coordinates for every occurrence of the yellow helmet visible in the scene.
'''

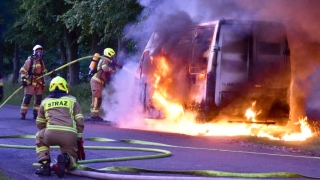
[49,76,68,92]
[103,48,115,58]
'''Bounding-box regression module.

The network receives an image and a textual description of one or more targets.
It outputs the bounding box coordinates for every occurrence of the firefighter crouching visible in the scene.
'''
[35,76,85,178]
[20,45,47,120]
[88,48,120,121]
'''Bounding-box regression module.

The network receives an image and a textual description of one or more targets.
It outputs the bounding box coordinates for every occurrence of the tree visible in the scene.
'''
[1,0,144,85]
[0,1,8,73]
[18,0,83,84]
[1,0,26,83]
[60,0,143,54]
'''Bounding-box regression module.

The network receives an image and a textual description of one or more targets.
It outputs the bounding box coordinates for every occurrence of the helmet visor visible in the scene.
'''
[35,49,43,59]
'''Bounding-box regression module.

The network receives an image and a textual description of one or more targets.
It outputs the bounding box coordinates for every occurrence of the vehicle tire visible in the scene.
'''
[268,99,290,125]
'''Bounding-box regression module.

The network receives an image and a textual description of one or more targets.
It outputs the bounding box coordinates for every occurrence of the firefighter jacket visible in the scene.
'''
[36,91,84,138]
[20,55,47,86]
[91,57,114,86]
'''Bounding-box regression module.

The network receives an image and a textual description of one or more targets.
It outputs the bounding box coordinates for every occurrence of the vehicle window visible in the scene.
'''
[191,27,215,65]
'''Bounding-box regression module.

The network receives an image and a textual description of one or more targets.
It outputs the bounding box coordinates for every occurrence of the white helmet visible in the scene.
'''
[33,45,43,55]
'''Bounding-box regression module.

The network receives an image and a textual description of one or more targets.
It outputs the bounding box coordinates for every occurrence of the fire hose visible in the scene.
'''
[0,55,117,109]
[0,134,318,179]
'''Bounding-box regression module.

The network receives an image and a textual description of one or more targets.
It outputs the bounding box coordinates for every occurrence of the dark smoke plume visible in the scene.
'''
[116,0,320,127]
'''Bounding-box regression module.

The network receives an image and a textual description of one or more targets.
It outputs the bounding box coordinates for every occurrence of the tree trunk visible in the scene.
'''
[59,39,68,79]
[90,31,104,55]
[12,42,20,83]
[0,42,4,74]
[65,28,79,85]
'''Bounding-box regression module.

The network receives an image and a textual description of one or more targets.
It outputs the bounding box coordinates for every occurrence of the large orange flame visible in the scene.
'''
[141,55,313,141]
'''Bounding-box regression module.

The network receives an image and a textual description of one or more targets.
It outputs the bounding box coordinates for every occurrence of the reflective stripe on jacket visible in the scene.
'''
[20,56,47,86]
[92,57,113,84]
[36,95,84,137]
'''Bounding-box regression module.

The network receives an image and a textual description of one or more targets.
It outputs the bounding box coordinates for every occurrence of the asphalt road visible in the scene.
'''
[0,105,319,180]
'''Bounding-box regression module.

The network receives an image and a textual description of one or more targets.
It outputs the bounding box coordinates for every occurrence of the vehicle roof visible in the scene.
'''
[197,19,284,28]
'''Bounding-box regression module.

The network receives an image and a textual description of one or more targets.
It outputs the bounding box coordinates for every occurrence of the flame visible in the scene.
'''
[245,100,262,122]
[150,56,184,119]
[136,55,314,141]
[254,118,312,141]
[281,117,313,141]
[245,109,256,121]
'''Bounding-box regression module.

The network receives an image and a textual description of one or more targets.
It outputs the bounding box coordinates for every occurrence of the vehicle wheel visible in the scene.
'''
[268,99,290,125]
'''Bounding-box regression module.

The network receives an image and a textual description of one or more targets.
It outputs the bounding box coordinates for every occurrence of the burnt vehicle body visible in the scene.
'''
[138,19,291,123]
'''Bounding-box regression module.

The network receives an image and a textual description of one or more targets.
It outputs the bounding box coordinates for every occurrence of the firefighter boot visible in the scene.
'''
[90,116,104,121]
[35,159,51,176]
[55,153,70,178]
[20,113,26,120]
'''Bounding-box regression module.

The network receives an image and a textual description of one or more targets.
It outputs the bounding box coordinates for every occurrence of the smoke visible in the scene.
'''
[102,60,146,127]
[103,0,320,126]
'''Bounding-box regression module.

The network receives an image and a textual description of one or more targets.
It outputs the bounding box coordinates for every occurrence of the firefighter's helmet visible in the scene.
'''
[49,76,68,92]
[33,45,43,55]
[103,48,115,58]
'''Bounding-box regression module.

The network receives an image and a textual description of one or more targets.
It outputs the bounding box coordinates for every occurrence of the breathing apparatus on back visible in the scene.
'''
[88,48,123,76]
[88,53,101,76]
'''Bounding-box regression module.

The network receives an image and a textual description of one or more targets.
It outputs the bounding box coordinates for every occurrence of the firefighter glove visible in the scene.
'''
[77,138,85,160]
[22,77,28,87]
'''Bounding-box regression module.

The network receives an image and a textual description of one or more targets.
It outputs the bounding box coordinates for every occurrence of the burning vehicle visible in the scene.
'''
[137,19,291,125]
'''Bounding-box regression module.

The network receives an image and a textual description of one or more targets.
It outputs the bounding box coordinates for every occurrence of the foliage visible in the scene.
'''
[17,0,70,67]
[0,171,12,180]
[18,0,67,47]
[59,0,144,44]
[0,0,145,84]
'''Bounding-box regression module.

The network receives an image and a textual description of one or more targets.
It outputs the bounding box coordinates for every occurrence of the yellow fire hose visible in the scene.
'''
[0,134,318,179]
[0,55,113,109]
[0,56,318,179]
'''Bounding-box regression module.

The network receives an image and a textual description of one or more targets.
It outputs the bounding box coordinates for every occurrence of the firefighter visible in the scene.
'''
[35,76,85,178]
[0,71,3,101]
[20,45,47,120]
[89,48,116,121]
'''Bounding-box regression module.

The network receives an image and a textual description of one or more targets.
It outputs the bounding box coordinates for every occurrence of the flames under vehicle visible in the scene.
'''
[138,19,291,124]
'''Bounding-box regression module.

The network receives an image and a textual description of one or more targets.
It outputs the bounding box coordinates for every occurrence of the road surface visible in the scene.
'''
[0,105,319,180]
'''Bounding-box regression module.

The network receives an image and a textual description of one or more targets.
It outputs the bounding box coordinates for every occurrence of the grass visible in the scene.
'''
[0,172,12,180]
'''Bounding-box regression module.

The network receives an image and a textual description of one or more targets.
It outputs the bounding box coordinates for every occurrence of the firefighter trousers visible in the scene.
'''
[35,129,78,170]
[90,80,103,117]
[21,85,44,115]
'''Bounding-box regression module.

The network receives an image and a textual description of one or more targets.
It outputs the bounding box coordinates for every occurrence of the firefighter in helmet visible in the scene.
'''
[35,76,85,177]
[88,48,117,121]
[20,44,47,120]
